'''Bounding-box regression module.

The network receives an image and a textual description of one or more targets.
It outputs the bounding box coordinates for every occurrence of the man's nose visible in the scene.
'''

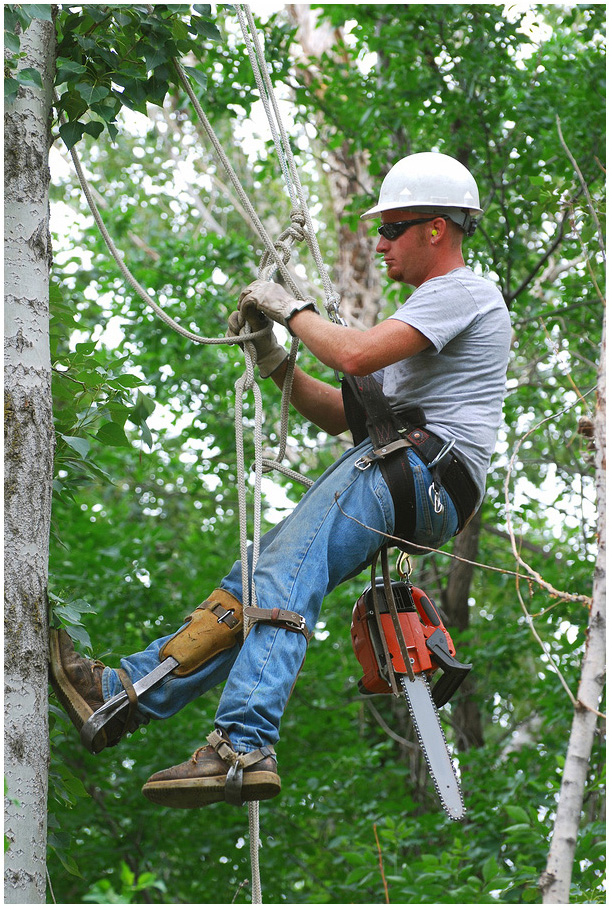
[376,234,390,254]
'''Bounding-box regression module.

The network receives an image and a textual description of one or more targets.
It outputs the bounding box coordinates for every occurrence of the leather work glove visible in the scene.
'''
[226,306,288,378]
[238,278,317,332]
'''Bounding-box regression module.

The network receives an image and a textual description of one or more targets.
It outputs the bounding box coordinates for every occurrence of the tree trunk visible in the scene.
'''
[540,308,606,903]
[287,4,382,328]
[442,508,485,749]
[4,14,55,904]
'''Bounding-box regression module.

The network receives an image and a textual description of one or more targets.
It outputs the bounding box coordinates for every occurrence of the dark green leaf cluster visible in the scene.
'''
[51,281,156,507]
[4,4,52,103]
[53,4,221,147]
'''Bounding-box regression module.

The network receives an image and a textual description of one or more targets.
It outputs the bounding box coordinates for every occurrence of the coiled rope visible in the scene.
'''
[64,6,342,902]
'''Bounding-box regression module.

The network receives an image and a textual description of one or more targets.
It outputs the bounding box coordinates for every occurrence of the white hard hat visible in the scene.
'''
[361,152,483,234]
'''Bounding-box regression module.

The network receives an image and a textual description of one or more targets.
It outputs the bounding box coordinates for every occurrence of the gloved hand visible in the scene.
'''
[238,278,317,331]
[226,305,288,378]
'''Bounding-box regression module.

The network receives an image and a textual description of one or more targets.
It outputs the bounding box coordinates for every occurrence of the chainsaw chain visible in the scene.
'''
[400,675,465,820]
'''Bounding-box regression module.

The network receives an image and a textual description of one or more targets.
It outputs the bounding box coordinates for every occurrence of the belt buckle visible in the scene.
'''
[355,455,372,471]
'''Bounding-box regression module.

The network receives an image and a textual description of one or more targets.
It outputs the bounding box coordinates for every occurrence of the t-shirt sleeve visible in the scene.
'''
[387,276,480,353]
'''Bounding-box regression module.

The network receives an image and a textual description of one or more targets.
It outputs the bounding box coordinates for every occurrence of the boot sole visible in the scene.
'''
[141,771,281,808]
[48,628,108,751]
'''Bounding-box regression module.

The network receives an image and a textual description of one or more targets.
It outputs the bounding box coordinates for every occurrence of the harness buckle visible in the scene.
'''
[216,609,234,625]
[354,455,373,471]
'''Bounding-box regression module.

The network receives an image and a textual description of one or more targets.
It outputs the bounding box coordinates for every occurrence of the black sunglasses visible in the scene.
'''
[377,215,449,241]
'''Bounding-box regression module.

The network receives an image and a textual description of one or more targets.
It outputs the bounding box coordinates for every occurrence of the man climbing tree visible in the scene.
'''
[50,152,512,808]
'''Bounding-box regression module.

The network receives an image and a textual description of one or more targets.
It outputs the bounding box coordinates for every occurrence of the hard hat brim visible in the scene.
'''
[360,201,483,221]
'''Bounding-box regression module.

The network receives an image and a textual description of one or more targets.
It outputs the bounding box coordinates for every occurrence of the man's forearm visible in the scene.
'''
[288,308,430,375]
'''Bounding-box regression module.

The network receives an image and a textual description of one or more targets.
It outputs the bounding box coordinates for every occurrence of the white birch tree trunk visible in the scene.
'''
[4,14,56,904]
[540,308,606,903]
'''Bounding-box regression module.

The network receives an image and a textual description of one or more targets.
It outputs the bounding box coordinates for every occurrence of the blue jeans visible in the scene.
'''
[102,438,458,754]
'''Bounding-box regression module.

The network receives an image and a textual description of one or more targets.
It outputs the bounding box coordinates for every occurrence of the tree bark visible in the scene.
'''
[441,508,485,749]
[287,4,382,328]
[540,307,606,904]
[4,14,56,904]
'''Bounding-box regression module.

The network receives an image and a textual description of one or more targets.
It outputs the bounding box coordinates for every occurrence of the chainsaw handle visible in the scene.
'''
[412,587,442,629]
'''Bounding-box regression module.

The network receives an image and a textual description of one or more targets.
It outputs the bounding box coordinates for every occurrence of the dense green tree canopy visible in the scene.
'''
[11,2,603,902]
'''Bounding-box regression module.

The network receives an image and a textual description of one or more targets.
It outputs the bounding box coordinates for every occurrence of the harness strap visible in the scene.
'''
[342,373,478,541]
[207,729,276,806]
[243,605,310,641]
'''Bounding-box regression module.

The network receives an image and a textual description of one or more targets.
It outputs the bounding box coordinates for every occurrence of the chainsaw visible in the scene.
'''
[351,563,471,820]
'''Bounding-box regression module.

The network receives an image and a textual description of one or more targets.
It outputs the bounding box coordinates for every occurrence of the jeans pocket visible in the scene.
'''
[411,461,458,547]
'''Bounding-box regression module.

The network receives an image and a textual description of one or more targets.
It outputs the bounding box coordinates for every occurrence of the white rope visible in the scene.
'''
[236,5,343,324]
[66,9,343,899]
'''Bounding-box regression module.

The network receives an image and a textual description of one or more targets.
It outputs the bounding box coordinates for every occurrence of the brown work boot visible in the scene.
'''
[49,628,144,751]
[141,730,280,808]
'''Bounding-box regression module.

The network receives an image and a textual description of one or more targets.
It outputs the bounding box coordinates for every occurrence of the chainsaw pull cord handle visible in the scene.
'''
[381,546,416,683]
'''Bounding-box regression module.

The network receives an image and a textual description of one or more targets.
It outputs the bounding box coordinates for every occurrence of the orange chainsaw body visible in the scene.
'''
[351,581,458,696]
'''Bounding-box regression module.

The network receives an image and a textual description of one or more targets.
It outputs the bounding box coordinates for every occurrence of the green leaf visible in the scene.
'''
[59,435,91,458]
[107,374,144,389]
[5,31,20,54]
[193,19,221,41]
[4,78,20,105]
[482,854,499,883]
[27,5,53,22]
[58,120,86,151]
[139,419,153,450]
[183,65,208,89]
[506,805,531,824]
[16,67,43,88]
[82,121,105,139]
[75,82,110,105]
[96,422,130,447]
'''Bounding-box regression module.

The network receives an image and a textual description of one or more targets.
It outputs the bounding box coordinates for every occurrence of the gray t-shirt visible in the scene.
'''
[377,267,511,502]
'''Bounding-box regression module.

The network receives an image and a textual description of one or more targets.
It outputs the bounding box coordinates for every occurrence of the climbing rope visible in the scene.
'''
[64,7,339,900]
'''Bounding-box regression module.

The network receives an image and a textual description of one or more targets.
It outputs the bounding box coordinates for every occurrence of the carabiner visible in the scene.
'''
[396,551,412,580]
[428,482,444,514]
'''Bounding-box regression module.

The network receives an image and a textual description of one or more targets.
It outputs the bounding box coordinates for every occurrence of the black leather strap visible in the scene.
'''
[401,428,478,530]
[342,374,478,538]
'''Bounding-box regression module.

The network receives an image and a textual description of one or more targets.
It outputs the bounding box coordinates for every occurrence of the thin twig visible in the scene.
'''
[556,115,606,259]
[514,571,579,708]
[332,494,590,603]
[46,867,57,904]
[373,824,390,904]
[503,387,596,607]
[364,699,419,754]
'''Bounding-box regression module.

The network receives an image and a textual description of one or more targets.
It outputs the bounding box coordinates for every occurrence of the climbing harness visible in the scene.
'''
[342,371,478,547]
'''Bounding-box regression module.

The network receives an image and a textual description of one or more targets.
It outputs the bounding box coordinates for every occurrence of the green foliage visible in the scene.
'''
[44,3,604,905]
[53,5,221,146]
[4,4,53,103]
[82,862,167,903]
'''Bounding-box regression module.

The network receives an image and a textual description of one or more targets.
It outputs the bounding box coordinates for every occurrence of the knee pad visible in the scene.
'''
[159,589,243,677]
